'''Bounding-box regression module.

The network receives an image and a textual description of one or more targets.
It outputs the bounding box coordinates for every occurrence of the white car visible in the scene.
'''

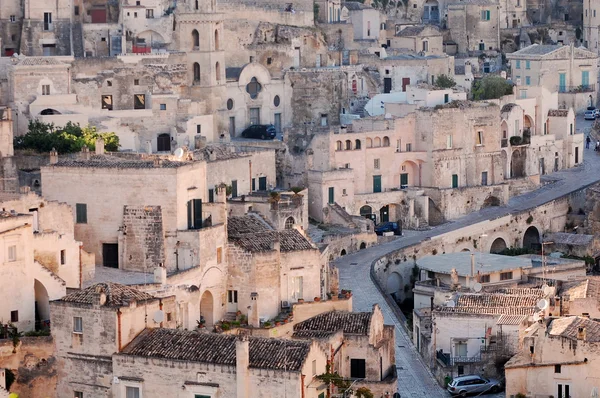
[585,110,596,120]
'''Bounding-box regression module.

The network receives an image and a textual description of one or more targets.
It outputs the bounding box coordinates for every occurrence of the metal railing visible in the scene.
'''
[558,84,595,93]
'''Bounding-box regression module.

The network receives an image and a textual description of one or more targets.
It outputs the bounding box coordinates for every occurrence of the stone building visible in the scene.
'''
[342,2,381,42]
[506,43,599,113]
[50,282,177,398]
[391,25,444,56]
[584,0,600,53]
[498,0,528,29]
[0,0,23,57]
[447,0,500,54]
[505,316,600,398]
[19,0,73,56]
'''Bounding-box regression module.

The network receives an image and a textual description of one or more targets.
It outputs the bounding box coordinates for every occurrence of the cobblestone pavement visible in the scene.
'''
[336,120,600,397]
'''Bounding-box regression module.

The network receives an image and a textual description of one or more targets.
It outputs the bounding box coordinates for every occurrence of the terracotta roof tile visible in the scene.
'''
[52,155,192,169]
[122,328,311,370]
[228,215,315,252]
[496,314,529,325]
[548,316,600,342]
[436,306,536,315]
[294,311,372,335]
[561,278,600,301]
[59,282,156,307]
[456,293,539,308]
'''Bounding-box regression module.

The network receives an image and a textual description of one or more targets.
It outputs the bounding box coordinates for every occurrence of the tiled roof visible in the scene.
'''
[561,278,600,301]
[486,287,545,297]
[547,232,594,246]
[548,316,600,342]
[294,311,372,335]
[52,155,192,169]
[228,215,315,252]
[456,294,539,308]
[122,328,311,370]
[228,215,271,236]
[501,103,519,113]
[548,109,569,117]
[292,330,338,339]
[448,0,498,5]
[511,44,562,56]
[59,282,156,307]
[18,57,67,66]
[437,306,536,315]
[396,25,441,37]
[496,314,528,325]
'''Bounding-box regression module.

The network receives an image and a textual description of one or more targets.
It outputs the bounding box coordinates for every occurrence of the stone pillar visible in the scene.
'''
[249,292,259,328]
[81,145,90,160]
[236,335,250,398]
[154,266,167,285]
[95,137,105,155]
[49,148,58,164]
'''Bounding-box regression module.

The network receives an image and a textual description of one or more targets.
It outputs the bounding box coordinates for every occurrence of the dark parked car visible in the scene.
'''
[241,124,277,140]
[447,375,502,396]
[375,221,402,236]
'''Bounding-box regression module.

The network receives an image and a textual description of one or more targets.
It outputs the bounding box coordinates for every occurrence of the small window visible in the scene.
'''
[10,310,18,323]
[525,60,530,70]
[107,80,112,87]
[555,364,561,373]
[500,271,513,281]
[197,125,202,136]
[61,250,66,265]
[74,392,83,398]
[134,12,138,17]
[274,95,281,107]
[480,274,490,283]
[350,358,366,379]
[166,312,172,322]
[136,0,141,4]
[374,159,380,169]
[217,247,222,264]
[42,85,51,95]
[134,94,146,110]
[227,98,234,110]
[285,217,295,229]
[76,203,87,224]
[8,245,17,262]
[267,57,272,65]
[102,95,113,111]
[516,60,521,69]
[525,76,531,86]
[477,131,484,145]
[73,316,83,333]
[446,135,453,149]
[74,6,79,16]
[312,359,317,376]
[321,114,328,127]
[101,37,106,42]
[160,103,166,111]
[10,15,16,22]
[406,143,412,152]
[146,9,154,18]
[134,79,140,86]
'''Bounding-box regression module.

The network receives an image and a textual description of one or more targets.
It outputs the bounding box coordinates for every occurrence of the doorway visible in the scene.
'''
[384,78,392,93]
[227,290,238,312]
[229,116,236,136]
[249,108,260,125]
[102,243,119,268]
[157,134,171,152]
[402,78,410,92]
[373,175,382,193]
[380,205,389,223]
[274,113,281,134]
[575,147,579,164]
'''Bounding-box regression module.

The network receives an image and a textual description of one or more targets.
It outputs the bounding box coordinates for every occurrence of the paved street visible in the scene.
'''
[336,118,600,397]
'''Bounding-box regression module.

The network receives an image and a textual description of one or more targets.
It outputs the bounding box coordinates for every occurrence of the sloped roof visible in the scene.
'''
[58,282,156,307]
[560,278,600,301]
[17,57,68,66]
[228,215,315,252]
[436,306,536,316]
[508,44,598,59]
[396,25,441,37]
[294,311,372,335]
[122,328,311,370]
[496,314,528,325]
[456,293,539,308]
[548,316,600,342]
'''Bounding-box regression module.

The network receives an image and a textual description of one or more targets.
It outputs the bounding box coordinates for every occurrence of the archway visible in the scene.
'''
[285,217,295,229]
[490,237,507,254]
[199,290,214,328]
[193,62,200,82]
[360,205,372,217]
[379,205,390,223]
[400,160,419,187]
[157,133,171,152]
[345,140,352,150]
[374,137,381,147]
[483,196,501,207]
[461,248,471,252]
[192,29,200,48]
[215,62,221,82]
[383,136,390,147]
[500,120,508,145]
[511,149,525,178]
[34,279,50,331]
[355,139,361,150]
[340,249,347,256]
[359,242,367,250]
[386,271,404,301]
[366,138,372,148]
[523,226,541,250]
[40,108,61,115]
[524,115,534,136]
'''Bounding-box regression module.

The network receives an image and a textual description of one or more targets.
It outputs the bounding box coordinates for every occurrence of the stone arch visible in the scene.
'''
[366,138,373,148]
[400,160,420,187]
[489,237,508,254]
[34,279,50,330]
[345,139,352,150]
[193,62,200,82]
[383,136,390,147]
[374,137,381,147]
[386,271,404,300]
[461,248,471,252]
[360,242,367,250]
[355,139,361,149]
[285,216,295,229]
[214,29,220,50]
[192,29,200,48]
[40,108,61,115]
[199,290,215,328]
[340,249,347,256]
[360,205,373,217]
[511,149,526,178]
[215,62,221,82]
[483,195,501,207]
[524,114,534,135]
[523,226,541,249]
[137,30,164,48]
[501,120,508,141]
[379,205,390,223]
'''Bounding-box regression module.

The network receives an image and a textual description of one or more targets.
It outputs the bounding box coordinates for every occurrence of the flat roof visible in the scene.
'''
[416,252,532,276]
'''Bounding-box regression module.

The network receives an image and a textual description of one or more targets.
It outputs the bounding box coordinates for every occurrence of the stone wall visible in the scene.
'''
[120,205,166,272]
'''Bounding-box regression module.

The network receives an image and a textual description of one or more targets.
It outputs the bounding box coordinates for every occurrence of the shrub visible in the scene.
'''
[435,74,456,89]
[472,76,514,100]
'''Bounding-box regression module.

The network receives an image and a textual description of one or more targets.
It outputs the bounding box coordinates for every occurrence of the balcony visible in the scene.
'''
[436,349,482,366]
[558,84,595,93]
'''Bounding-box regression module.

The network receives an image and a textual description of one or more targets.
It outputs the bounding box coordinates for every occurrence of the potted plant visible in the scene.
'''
[314,296,321,302]
[236,310,242,316]
[275,321,281,326]
[263,321,272,328]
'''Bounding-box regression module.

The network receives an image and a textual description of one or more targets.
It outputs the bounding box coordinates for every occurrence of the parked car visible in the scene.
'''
[584,110,596,120]
[241,124,277,140]
[447,375,502,396]
[374,221,402,236]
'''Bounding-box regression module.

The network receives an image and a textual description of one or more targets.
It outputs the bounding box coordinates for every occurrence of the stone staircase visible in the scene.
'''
[34,260,66,287]
[72,22,84,58]
[352,97,370,118]
[328,202,357,227]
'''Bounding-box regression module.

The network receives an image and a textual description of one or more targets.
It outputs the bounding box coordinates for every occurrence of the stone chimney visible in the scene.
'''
[81,145,90,160]
[249,292,259,328]
[49,148,58,164]
[208,150,217,161]
[95,137,105,155]
[216,184,227,202]
[577,326,587,341]
[236,335,250,398]
[146,140,153,155]
[95,285,107,306]
[154,265,167,285]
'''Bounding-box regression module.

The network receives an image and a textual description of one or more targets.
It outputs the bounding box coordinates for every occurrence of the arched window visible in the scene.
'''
[193,62,200,82]
[285,217,295,229]
[215,29,220,50]
[355,139,361,150]
[374,137,381,147]
[345,140,352,150]
[383,136,390,147]
[192,30,199,49]
[366,138,372,148]
[215,62,221,82]
[195,0,199,9]
[336,141,342,151]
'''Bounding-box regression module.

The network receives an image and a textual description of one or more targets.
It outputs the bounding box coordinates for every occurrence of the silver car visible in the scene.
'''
[447,375,502,396]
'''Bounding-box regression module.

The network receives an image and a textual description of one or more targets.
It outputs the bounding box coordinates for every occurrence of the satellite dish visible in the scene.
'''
[542,284,552,296]
[446,300,456,308]
[173,147,185,160]
[153,310,165,323]
[472,283,483,293]
[537,299,549,310]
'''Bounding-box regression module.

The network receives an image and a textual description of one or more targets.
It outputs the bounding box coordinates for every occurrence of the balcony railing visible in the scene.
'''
[558,84,595,93]
[436,350,482,366]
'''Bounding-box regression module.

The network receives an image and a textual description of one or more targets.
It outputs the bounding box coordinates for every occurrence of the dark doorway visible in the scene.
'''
[187,199,203,229]
[231,180,238,198]
[134,94,146,109]
[523,226,541,250]
[511,149,526,178]
[575,147,579,164]
[380,205,389,223]
[157,134,171,152]
[102,243,119,268]
[350,358,366,379]
[384,78,392,93]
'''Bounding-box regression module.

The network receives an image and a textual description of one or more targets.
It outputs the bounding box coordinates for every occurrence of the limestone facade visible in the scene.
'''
[447,0,500,54]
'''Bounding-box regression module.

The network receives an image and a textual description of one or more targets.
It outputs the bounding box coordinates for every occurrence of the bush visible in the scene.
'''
[435,74,456,89]
[472,76,514,100]
[14,120,120,153]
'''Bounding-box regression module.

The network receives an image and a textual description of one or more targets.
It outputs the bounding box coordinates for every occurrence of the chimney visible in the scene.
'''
[236,335,250,398]
[81,145,90,160]
[209,150,217,161]
[577,327,587,341]
[270,238,280,252]
[95,137,105,155]
[249,292,259,328]
[49,148,58,164]
[154,265,167,285]
[216,184,227,202]
[95,286,107,306]
[146,140,153,155]
[470,253,475,277]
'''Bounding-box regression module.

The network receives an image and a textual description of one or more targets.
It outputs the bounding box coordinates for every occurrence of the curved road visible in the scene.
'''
[335,118,600,397]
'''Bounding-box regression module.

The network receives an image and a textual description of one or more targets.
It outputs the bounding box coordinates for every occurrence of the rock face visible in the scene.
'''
[584,184,600,234]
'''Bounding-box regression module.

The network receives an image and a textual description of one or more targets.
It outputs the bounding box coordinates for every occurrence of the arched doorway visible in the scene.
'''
[490,237,507,254]
[400,161,419,187]
[340,249,347,256]
[359,242,367,250]
[524,115,534,136]
[360,205,375,223]
[511,149,526,178]
[386,272,404,301]
[284,217,295,229]
[40,109,61,115]
[34,279,50,331]
[500,120,508,144]
[193,62,200,82]
[483,196,501,207]
[157,133,171,152]
[380,205,390,223]
[199,290,214,328]
[523,226,541,250]
[461,248,471,252]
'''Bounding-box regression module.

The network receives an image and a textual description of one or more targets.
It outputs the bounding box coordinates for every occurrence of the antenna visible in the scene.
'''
[446,300,456,308]
[472,282,483,293]
[173,147,185,160]
[537,298,549,310]
[153,310,165,323]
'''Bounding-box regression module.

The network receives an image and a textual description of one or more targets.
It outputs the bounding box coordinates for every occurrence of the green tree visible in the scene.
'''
[435,74,456,88]
[472,76,514,100]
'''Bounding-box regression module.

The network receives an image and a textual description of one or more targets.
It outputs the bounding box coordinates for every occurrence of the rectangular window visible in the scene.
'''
[570,124,573,135]
[292,276,303,300]
[525,60,530,69]
[582,70,590,87]
[134,79,140,86]
[479,42,485,51]
[60,250,66,265]
[102,95,113,111]
[74,392,83,398]
[520,89,527,99]
[134,12,138,18]
[10,15,16,22]
[125,387,140,398]
[328,187,334,204]
[516,60,520,69]
[217,247,222,264]
[444,93,449,103]
[159,103,166,111]
[251,179,256,192]
[525,76,531,85]
[500,271,513,280]
[555,364,562,373]
[321,114,328,127]
[10,310,18,323]
[452,174,458,188]
[134,94,145,110]
[74,6,80,16]
[400,173,408,188]
[73,316,83,333]
[208,188,214,203]
[187,199,203,229]
[8,245,17,262]
[146,8,154,18]
[76,203,87,224]
[312,359,317,376]
[231,180,238,198]
[447,135,453,149]
[42,85,51,95]
[258,176,267,191]
[481,171,488,186]
[480,274,490,283]
[406,143,412,152]
[477,131,484,145]
[43,12,52,31]
[228,290,238,303]
[374,159,380,169]
[350,358,366,379]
